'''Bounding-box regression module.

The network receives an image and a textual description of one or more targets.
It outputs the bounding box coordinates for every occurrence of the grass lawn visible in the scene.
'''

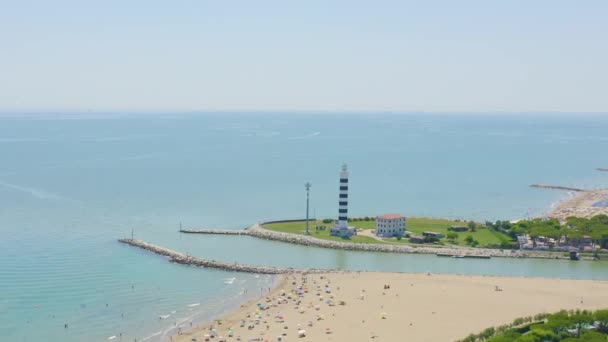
[262,220,384,244]
[263,217,513,248]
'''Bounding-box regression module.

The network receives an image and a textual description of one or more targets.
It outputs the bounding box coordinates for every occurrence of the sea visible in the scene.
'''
[1,112,608,341]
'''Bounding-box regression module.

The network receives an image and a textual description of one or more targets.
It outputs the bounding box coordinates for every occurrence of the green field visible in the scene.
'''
[262,220,385,244]
[263,217,514,248]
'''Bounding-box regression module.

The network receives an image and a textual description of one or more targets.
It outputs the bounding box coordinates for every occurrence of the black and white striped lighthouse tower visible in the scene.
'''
[337,163,349,230]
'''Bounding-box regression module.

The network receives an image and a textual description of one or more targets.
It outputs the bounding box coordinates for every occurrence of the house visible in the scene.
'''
[422,231,444,239]
[449,226,468,232]
[409,235,425,243]
[517,235,529,247]
[375,213,406,238]
[330,226,357,238]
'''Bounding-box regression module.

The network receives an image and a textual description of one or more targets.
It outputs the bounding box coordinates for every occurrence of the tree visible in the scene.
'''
[594,309,608,333]
[447,232,458,242]
[464,235,474,244]
[467,221,477,232]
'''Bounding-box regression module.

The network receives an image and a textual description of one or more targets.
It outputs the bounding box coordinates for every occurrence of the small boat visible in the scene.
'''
[108,336,117,340]
[570,251,580,260]
[188,303,200,307]
[224,277,236,285]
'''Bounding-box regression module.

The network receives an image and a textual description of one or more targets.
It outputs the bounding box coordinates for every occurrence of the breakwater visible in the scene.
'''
[245,223,574,260]
[180,229,251,236]
[118,239,325,274]
[530,184,588,192]
[179,223,576,260]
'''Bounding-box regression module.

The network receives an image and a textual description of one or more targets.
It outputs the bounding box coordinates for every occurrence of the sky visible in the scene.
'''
[1,0,607,113]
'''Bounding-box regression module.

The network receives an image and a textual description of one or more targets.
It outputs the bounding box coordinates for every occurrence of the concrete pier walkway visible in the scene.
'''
[118,238,324,274]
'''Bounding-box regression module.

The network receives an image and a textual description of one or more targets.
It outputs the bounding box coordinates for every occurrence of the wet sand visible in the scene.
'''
[173,272,608,342]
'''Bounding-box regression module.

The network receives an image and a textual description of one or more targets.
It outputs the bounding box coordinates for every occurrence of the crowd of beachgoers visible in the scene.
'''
[548,189,608,222]
[173,272,608,342]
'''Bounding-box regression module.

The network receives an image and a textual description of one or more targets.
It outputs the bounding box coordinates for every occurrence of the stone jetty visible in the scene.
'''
[244,223,576,260]
[180,229,251,236]
[530,184,588,192]
[118,238,326,274]
[178,223,578,260]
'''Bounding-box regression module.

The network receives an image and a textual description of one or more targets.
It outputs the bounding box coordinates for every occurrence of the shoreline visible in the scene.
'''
[147,187,608,341]
[169,274,288,341]
[545,188,608,222]
[173,272,608,342]
[244,224,579,260]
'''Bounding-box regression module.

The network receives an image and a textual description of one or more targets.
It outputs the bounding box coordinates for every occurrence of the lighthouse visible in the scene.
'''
[330,164,356,237]
[337,163,349,229]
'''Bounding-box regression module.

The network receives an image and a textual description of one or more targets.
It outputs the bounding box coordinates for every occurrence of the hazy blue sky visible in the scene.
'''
[1,0,607,112]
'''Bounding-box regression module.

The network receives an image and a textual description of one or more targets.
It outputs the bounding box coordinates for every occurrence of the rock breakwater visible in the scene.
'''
[246,223,572,260]
[180,229,251,236]
[118,239,326,274]
[176,223,576,260]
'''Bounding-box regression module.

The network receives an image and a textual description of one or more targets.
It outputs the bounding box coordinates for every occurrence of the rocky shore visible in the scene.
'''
[118,238,326,274]
[244,223,575,260]
[175,222,594,260]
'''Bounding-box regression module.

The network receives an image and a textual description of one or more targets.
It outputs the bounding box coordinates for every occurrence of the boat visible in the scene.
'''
[224,277,236,285]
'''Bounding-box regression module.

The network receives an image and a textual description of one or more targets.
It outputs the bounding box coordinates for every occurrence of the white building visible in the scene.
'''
[375,214,406,237]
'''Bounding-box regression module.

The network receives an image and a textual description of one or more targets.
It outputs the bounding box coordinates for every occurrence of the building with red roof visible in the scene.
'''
[375,213,406,238]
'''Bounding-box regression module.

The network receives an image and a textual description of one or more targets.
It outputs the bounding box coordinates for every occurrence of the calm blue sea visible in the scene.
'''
[1,112,608,341]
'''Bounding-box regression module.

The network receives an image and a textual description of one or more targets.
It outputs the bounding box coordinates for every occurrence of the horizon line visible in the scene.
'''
[1,109,608,116]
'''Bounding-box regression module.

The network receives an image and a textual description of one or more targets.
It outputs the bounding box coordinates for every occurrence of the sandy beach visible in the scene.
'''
[173,272,608,342]
[548,189,608,221]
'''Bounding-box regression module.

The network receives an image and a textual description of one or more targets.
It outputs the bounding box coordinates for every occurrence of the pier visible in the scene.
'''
[530,184,588,192]
[180,229,251,236]
[118,238,324,274]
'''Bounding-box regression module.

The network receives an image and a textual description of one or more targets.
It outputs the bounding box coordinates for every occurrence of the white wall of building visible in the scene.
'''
[375,217,406,237]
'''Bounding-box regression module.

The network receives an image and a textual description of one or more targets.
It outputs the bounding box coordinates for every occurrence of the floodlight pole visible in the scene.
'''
[305,182,311,234]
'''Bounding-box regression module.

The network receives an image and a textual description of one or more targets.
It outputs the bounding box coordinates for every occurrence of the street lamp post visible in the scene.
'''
[305,182,311,234]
